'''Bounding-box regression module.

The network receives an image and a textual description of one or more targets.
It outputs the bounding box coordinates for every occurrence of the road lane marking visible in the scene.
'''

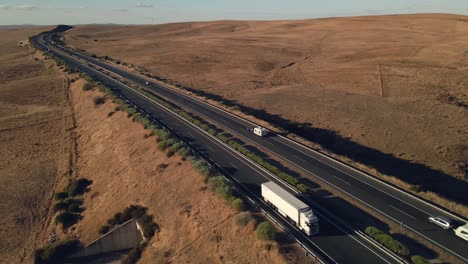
[390,205,416,220]
[229,162,238,170]
[206,145,214,152]
[333,175,351,185]
[186,132,195,138]
[293,154,307,162]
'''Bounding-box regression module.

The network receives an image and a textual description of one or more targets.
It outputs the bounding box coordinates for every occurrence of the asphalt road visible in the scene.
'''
[30,32,405,263]
[46,37,468,262]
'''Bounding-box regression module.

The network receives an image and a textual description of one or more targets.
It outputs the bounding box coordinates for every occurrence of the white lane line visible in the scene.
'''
[293,154,307,162]
[186,132,195,138]
[206,145,214,152]
[229,162,239,170]
[390,205,416,220]
[333,175,352,185]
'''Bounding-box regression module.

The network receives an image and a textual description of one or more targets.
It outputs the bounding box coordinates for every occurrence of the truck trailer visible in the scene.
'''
[261,181,319,235]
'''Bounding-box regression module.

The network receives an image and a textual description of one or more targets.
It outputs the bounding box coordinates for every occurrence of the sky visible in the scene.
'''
[0,0,468,25]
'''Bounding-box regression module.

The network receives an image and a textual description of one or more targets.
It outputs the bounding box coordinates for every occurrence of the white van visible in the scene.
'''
[253,127,268,137]
[455,223,468,241]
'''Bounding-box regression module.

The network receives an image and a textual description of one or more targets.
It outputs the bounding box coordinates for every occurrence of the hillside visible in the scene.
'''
[66,14,468,205]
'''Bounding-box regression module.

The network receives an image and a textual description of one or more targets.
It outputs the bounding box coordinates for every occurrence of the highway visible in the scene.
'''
[30,31,403,263]
[33,28,467,263]
[48,36,468,262]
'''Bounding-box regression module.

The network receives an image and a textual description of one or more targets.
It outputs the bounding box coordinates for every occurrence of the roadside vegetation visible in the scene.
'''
[53,178,92,228]
[34,239,82,264]
[365,226,409,256]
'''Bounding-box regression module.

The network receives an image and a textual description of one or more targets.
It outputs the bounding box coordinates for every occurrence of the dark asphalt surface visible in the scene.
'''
[50,39,468,262]
[30,33,400,264]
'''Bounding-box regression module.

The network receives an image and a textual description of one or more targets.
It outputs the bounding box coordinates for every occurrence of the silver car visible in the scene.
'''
[428,216,453,230]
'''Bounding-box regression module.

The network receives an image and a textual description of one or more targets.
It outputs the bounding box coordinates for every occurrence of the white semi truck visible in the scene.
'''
[261,181,319,235]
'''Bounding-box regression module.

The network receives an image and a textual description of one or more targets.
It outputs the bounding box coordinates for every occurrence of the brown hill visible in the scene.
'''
[65,14,467,203]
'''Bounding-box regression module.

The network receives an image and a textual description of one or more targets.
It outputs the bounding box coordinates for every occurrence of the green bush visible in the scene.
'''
[236,213,253,226]
[54,192,67,201]
[411,255,429,264]
[171,142,183,152]
[82,82,93,91]
[68,204,82,213]
[67,178,92,197]
[192,160,212,177]
[53,201,68,212]
[256,221,276,241]
[122,242,148,264]
[99,225,111,235]
[55,212,81,227]
[93,96,106,105]
[365,226,410,257]
[230,197,246,211]
[296,183,309,193]
[34,239,81,264]
[207,176,232,199]
[157,141,168,151]
[208,128,217,136]
[166,149,175,158]
[216,133,229,143]
[177,147,189,158]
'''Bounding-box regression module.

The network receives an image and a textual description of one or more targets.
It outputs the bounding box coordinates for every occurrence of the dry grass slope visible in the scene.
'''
[66,14,468,207]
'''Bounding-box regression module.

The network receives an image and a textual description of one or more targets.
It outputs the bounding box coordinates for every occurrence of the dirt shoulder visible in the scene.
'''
[0,27,71,263]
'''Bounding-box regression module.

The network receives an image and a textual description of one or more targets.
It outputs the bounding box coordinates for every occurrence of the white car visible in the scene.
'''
[454,223,468,241]
[428,216,453,230]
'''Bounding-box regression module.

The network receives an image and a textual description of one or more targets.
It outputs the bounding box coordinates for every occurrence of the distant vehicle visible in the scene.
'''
[428,216,453,230]
[454,223,468,241]
[261,181,319,235]
[252,126,268,137]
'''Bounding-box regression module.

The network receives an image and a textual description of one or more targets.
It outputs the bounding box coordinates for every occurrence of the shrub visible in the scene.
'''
[122,242,148,264]
[107,111,115,117]
[208,128,217,136]
[82,82,93,91]
[55,212,81,227]
[256,221,276,241]
[166,149,175,158]
[171,142,183,152]
[67,178,92,197]
[365,226,410,257]
[296,183,310,193]
[99,225,111,235]
[230,197,246,211]
[236,213,253,226]
[54,192,67,200]
[53,201,68,212]
[114,105,122,112]
[93,96,106,105]
[34,239,81,264]
[410,185,423,193]
[68,204,82,213]
[207,176,232,199]
[411,255,429,264]
[177,148,189,158]
[157,141,168,151]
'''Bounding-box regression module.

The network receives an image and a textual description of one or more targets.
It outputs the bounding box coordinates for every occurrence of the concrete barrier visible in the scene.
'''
[69,218,144,260]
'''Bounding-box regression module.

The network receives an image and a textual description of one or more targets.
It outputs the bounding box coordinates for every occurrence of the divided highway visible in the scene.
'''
[30,32,402,263]
[47,37,468,262]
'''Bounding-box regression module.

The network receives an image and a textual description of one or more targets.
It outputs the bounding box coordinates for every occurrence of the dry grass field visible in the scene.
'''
[60,80,296,264]
[0,27,70,263]
[66,14,468,207]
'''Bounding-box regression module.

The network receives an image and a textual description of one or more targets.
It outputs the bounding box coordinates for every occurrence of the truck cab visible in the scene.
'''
[253,126,268,137]
[300,208,319,235]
